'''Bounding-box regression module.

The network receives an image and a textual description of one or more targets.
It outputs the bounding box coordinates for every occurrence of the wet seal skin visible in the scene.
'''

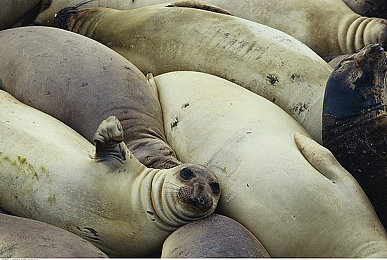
[0,213,107,258]
[323,44,387,228]
[54,3,333,143]
[161,214,270,258]
[154,71,387,257]
[0,90,220,257]
[0,26,180,169]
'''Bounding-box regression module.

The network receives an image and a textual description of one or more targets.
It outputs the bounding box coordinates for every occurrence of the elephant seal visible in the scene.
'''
[342,0,387,19]
[0,90,220,257]
[0,0,41,29]
[161,214,270,258]
[0,26,180,169]
[323,44,387,228]
[152,71,387,257]
[38,0,387,57]
[0,213,107,258]
[55,4,333,143]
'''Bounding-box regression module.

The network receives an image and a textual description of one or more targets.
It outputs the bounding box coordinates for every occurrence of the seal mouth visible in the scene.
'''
[177,184,218,213]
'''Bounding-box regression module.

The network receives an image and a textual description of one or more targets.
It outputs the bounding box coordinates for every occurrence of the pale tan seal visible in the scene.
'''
[55,3,333,143]
[0,26,180,169]
[37,0,387,56]
[161,214,270,258]
[0,213,107,258]
[0,0,41,29]
[0,90,220,257]
[153,71,387,257]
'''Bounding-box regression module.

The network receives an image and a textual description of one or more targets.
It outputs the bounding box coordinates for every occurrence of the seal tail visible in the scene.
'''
[166,1,232,15]
[54,0,96,29]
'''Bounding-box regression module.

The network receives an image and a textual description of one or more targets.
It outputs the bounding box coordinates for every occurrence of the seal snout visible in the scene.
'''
[175,165,221,213]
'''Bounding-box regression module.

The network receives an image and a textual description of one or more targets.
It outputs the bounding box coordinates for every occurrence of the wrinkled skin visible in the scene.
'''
[323,44,387,228]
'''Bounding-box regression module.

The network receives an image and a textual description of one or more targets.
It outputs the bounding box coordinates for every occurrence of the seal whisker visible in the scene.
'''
[164,181,182,189]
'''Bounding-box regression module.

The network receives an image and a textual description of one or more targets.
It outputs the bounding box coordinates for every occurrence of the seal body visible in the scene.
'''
[161,214,270,258]
[0,213,107,258]
[0,26,179,169]
[323,44,387,228]
[342,0,387,19]
[0,90,220,257]
[38,0,387,57]
[0,0,40,29]
[57,5,332,142]
[154,71,387,257]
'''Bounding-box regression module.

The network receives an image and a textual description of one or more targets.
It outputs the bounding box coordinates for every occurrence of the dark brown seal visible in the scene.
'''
[342,0,387,19]
[161,214,270,258]
[322,43,387,228]
[0,26,180,169]
[0,213,107,258]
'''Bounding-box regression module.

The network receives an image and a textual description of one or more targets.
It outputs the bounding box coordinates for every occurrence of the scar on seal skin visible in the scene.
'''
[166,1,232,15]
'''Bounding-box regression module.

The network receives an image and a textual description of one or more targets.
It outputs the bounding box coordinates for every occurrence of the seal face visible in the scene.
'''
[173,164,220,214]
[323,44,387,228]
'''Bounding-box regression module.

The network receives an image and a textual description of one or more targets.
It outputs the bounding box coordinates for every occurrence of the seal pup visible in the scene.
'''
[0,213,107,258]
[37,0,387,57]
[323,44,387,228]
[0,0,41,29]
[342,0,387,19]
[0,90,221,257]
[161,214,270,258]
[55,4,333,142]
[153,71,387,257]
[0,26,180,169]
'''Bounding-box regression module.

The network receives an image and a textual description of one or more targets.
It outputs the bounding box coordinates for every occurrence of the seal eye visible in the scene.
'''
[180,168,196,180]
[210,182,220,194]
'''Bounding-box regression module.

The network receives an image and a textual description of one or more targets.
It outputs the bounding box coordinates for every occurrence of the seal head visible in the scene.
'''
[171,164,220,214]
[323,43,387,228]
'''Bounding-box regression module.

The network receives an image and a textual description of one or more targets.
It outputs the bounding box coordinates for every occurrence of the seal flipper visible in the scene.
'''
[93,116,126,163]
[166,1,232,15]
[146,73,159,98]
[294,133,350,184]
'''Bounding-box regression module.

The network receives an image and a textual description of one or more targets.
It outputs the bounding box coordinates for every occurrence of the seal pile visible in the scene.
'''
[0,0,386,258]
